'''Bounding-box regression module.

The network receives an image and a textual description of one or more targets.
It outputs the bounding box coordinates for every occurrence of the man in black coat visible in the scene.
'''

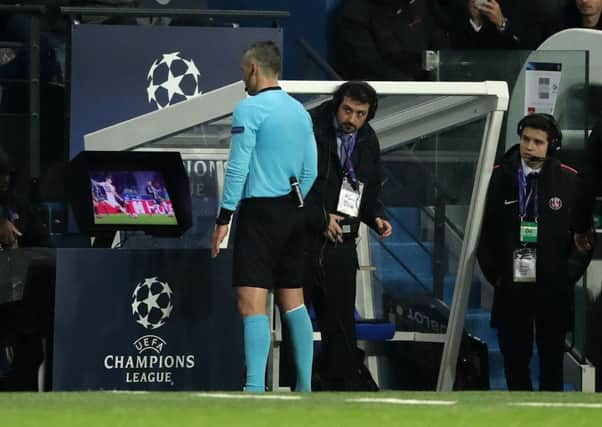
[0,150,50,249]
[450,0,549,49]
[304,81,392,390]
[0,148,54,391]
[333,0,450,81]
[564,0,602,30]
[477,114,585,391]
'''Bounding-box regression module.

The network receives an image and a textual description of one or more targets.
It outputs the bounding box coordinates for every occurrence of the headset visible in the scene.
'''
[332,81,378,121]
[516,113,563,155]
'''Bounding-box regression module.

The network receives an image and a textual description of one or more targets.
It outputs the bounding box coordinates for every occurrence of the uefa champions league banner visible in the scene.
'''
[53,249,243,391]
[69,24,282,246]
[69,24,283,158]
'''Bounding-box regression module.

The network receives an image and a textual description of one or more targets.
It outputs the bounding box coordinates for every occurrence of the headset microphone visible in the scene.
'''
[528,155,547,162]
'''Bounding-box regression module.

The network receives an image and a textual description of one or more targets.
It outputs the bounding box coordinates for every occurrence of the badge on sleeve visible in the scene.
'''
[336,177,364,218]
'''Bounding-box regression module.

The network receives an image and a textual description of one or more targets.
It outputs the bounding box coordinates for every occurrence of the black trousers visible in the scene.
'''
[306,241,361,388]
[497,316,566,391]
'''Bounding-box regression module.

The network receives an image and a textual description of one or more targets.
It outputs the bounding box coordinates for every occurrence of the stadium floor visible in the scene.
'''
[2,391,602,426]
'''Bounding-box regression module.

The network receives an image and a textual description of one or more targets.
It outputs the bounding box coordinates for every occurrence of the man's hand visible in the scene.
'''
[468,0,483,26]
[325,213,344,243]
[574,229,595,254]
[375,217,393,239]
[0,219,22,248]
[476,0,505,27]
[211,224,229,258]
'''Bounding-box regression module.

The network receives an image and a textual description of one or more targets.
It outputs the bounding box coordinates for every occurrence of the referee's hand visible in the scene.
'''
[211,224,229,258]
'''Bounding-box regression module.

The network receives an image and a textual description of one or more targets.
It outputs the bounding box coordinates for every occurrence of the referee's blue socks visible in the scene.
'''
[284,305,313,392]
[243,314,270,392]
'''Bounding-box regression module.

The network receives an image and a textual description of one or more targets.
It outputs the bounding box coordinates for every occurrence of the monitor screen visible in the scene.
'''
[89,170,178,226]
[68,150,192,237]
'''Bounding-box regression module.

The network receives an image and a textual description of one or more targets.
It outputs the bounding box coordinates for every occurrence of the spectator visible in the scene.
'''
[452,0,548,49]
[0,147,54,391]
[564,0,602,29]
[0,149,50,249]
[333,0,450,81]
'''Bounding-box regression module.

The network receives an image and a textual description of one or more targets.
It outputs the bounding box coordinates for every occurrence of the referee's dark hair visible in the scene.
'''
[243,40,281,77]
[332,81,378,121]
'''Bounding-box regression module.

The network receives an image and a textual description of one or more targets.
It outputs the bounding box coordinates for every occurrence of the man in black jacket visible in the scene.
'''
[0,150,50,249]
[449,0,550,49]
[333,0,450,81]
[304,81,392,390]
[477,114,584,391]
[565,0,602,29]
[0,148,53,390]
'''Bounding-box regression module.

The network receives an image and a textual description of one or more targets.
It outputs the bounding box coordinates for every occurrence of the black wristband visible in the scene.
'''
[216,207,234,225]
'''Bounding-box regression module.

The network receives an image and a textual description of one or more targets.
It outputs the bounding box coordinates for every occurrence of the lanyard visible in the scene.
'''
[518,168,538,219]
[338,132,358,185]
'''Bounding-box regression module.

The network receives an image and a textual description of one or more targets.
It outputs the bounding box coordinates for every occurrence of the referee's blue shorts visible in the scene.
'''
[233,194,305,289]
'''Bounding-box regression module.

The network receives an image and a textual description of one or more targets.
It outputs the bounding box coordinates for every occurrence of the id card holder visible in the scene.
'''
[336,177,364,217]
[513,247,536,283]
[519,220,538,243]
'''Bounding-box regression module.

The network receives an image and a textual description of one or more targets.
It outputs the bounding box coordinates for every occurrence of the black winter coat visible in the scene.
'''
[477,145,581,328]
[334,0,450,81]
[304,100,386,251]
[451,0,548,50]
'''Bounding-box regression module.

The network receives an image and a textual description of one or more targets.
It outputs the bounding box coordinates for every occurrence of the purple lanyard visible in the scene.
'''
[518,168,538,219]
[338,133,358,184]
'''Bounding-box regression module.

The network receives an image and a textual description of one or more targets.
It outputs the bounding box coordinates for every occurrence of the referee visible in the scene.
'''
[211,41,318,392]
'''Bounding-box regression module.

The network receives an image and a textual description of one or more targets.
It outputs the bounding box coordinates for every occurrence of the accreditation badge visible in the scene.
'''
[336,177,364,218]
[513,247,536,283]
[519,220,538,243]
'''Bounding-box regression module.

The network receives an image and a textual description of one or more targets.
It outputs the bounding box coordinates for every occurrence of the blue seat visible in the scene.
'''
[308,305,396,341]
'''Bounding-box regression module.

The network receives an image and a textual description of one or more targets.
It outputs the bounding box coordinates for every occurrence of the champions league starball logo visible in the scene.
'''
[102,276,195,385]
[146,52,202,110]
[131,277,174,330]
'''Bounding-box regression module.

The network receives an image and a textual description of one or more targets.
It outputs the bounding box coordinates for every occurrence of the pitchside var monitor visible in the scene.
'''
[67,151,192,236]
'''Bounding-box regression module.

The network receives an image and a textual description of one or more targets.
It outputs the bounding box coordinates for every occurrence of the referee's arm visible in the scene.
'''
[299,115,318,197]
[217,104,257,224]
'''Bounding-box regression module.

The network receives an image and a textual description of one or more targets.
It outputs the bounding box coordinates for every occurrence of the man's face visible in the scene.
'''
[0,174,9,194]
[577,0,602,17]
[241,55,257,95]
[336,96,370,134]
[519,127,549,167]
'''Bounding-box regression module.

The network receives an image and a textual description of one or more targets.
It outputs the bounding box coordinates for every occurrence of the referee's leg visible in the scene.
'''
[278,288,313,392]
[237,286,270,392]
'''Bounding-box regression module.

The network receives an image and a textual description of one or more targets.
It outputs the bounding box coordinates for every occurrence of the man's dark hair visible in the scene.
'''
[516,113,562,153]
[332,81,378,121]
[244,41,281,77]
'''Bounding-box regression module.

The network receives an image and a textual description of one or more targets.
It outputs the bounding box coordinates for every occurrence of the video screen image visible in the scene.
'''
[89,170,178,226]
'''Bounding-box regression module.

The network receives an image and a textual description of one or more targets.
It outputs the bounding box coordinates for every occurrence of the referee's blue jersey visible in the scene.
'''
[221,87,318,212]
